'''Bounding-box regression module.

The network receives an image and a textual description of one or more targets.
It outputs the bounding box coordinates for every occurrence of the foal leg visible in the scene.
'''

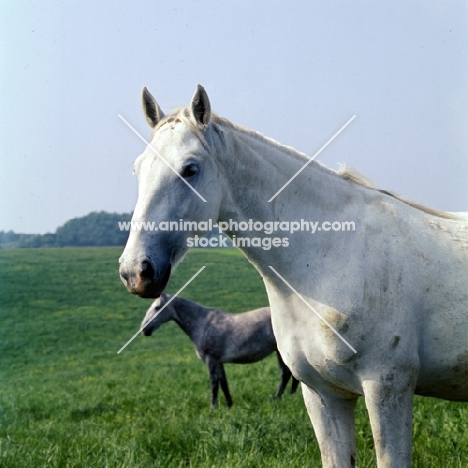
[218,363,233,407]
[206,356,220,409]
[362,373,416,467]
[206,356,232,408]
[275,351,292,397]
[302,384,358,468]
[290,376,299,394]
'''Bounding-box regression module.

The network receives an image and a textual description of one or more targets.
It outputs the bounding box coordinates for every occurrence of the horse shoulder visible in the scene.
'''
[193,309,228,359]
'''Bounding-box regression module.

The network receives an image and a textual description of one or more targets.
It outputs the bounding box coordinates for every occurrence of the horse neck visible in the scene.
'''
[171,297,211,340]
[214,123,363,263]
[216,123,353,219]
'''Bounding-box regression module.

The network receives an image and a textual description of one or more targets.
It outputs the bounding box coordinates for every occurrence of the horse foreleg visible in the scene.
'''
[363,374,415,467]
[290,376,299,394]
[218,363,233,407]
[206,356,232,408]
[275,352,290,397]
[302,384,358,468]
[206,356,221,409]
[276,351,298,397]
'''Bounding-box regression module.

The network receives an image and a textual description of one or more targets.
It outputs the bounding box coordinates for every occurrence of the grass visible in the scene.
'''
[0,247,467,467]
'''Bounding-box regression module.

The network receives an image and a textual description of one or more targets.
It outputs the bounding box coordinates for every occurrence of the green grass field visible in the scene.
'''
[0,247,467,467]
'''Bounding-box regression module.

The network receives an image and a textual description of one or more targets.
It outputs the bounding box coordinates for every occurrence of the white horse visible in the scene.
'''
[119,85,468,467]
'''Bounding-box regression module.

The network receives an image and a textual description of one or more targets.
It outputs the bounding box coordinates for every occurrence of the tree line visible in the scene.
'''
[0,212,131,248]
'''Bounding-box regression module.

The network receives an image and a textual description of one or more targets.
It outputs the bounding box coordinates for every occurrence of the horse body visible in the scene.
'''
[265,203,468,401]
[141,294,298,408]
[119,85,468,467]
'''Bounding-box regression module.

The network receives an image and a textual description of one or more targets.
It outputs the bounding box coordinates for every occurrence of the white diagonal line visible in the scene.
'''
[268,266,357,354]
[268,115,356,202]
[117,265,207,354]
[118,114,207,203]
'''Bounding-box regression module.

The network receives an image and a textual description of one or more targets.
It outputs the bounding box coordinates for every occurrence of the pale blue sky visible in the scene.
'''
[1,1,467,233]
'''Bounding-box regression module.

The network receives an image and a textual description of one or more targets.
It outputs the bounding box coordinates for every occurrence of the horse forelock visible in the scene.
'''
[151,107,211,151]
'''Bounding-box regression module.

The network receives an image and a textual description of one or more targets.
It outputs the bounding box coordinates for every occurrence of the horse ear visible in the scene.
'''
[190,84,211,126]
[142,87,165,128]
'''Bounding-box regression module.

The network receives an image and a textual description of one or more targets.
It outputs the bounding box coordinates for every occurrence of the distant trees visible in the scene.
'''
[0,231,21,247]
[0,211,231,249]
[55,211,131,247]
[0,212,131,248]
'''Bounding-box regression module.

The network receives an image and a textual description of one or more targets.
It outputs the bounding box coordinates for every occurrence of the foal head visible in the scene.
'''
[141,293,176,336]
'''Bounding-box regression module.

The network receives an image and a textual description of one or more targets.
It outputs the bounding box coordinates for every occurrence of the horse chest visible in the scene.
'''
[270,299,362,394]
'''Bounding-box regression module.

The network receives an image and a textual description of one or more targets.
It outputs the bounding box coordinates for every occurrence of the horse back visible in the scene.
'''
[206,306,277,364]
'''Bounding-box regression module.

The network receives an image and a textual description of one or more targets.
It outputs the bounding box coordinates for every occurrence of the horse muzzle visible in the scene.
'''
[141,322,154,336]
[119,256,171,299]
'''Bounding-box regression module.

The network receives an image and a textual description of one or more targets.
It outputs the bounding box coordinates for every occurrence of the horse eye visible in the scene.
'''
[182,163,198,178]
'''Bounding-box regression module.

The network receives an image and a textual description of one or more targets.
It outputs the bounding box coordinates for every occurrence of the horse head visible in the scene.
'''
[140,293,175,336]
[119,85,224,297]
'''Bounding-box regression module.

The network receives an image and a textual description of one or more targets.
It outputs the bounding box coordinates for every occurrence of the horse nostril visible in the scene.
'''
[120,270,129,285]
[142,326,153,337]
[140,260,155,280]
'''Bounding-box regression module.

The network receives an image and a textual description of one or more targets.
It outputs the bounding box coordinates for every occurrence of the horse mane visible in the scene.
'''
[157,108,458,221]
[156,107,311,163]
[337,165,458,220]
